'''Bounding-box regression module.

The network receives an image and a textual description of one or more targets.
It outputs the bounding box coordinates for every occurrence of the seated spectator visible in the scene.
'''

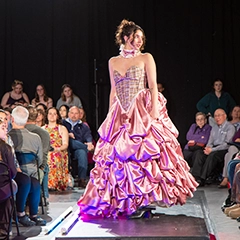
[219,128,240,188]
[183,112,212,167]
[9,106,46,226]
[1,80,30,109]
[56,84,82,109]
[25,106,50,201]
[157,82,165,93]
[2,107,12,131]
[62,106,94,188]
[36,103,47,113]
[35,108,46,127]
[31,84,53,109]
[0,118,17,238]
[224,161,240,219]
[59,104,69,120]
[191,108,235,186]
[228,105,240,131]
[196,78,236,126]
[42,107,69,191]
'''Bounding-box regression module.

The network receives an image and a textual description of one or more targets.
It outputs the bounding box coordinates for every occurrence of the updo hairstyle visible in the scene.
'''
[115,19,146,51]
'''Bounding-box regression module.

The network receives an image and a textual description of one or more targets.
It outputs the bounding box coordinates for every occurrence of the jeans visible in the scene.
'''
[14,172,40,216]
[69,138,88,179]
[227,159,240,187]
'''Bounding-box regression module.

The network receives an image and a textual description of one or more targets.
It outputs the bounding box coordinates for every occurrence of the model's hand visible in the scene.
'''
[150,109,159,120]
[235,138,240,142]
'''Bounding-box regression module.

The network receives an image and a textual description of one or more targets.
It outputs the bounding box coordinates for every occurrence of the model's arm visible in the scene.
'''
[108,58,116,111]
[145,53,158,119]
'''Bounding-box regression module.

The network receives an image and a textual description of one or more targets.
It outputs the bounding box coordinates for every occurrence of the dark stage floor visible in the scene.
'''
[10,189,219,240]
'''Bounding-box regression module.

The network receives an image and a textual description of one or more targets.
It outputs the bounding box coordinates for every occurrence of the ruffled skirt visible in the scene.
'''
[78,90,198,217]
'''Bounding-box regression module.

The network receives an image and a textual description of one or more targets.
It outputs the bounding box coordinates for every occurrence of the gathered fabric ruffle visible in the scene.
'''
[78,90,198,217]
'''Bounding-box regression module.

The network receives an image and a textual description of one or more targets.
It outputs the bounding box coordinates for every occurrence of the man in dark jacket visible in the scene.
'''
[62,106,94,188]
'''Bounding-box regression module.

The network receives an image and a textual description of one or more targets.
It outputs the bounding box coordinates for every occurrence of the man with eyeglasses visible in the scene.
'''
[191,108,235,186]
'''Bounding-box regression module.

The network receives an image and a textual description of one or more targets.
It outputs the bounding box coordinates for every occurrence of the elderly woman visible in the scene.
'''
[183,112,212,167]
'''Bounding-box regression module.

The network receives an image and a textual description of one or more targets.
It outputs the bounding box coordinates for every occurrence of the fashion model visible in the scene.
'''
[78,19,198,218]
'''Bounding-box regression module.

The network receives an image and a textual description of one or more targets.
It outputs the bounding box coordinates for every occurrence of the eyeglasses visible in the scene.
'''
[196,118,205,121]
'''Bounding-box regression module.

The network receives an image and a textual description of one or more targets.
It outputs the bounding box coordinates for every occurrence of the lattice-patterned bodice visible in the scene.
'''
[113,66,146,111]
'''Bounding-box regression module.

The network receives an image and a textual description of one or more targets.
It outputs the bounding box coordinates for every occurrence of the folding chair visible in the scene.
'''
[0,161,20,238]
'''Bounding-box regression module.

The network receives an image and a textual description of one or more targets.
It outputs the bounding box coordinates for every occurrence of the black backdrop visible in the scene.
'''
[0,0,240,146]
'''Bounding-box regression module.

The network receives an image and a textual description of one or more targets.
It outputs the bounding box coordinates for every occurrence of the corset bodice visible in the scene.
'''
[113,66,146,111]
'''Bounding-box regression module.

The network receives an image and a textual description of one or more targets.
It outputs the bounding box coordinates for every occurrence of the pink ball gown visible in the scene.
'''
[78,65,198,218]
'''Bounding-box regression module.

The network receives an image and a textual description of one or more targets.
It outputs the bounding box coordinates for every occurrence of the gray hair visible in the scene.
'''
[12,106,29,126]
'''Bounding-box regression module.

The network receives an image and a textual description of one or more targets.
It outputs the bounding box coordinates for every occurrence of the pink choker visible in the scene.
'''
[119,45,140,58]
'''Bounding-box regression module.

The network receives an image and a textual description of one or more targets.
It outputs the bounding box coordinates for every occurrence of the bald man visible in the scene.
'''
[191,108,236,186]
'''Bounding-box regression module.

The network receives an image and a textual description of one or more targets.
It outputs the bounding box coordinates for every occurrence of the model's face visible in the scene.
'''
[195,114,206,128]
[68,107,80,122]
[132,30,143,50]
[48,109,58,122]
[232,106,240,119]
[213,81,223,92]
[214,110,226,125]
[13,84,23,94]
[63,87,72,98]
[36,85,44,96]
[59,106,67,119]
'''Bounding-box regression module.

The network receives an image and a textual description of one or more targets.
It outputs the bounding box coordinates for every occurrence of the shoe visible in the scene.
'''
[18,215,36,226]
[224,203,240,215]
[128,206,155,219]
[229,207,240,219]
[218,177,228,188]
[218,184,228,189]
[30,216,47,226]
[205,177,214,185]
[78,179,87,188]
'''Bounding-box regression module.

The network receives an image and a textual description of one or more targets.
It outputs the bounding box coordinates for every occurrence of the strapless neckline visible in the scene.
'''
[113,66,144,77]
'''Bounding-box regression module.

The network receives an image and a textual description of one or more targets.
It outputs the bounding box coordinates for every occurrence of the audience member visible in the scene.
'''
[31,84,53,109]
[35,108,46,127]
[79,107,89,127]
[25,106,50,201]
[42,107,69,191]
[191,108,235,186]
[0,118,17,237]
[9,106,46,226]
[219,128,240,188]
[183,112,212,167]
[157,82,165,93]
[3,107,12,131]
[228,105,240,131]
[56,84,82,109]
[36,103,47,113]
[224,162,240,219]
[59,104,69,120]
[196,78,236,126]
[62,106,94,188]
[1,80,30,109]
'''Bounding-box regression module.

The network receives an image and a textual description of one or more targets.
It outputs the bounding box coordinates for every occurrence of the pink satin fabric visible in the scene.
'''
[78,88,198,218]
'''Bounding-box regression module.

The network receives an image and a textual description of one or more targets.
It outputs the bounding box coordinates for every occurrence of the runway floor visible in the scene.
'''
[10,185,240,240]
